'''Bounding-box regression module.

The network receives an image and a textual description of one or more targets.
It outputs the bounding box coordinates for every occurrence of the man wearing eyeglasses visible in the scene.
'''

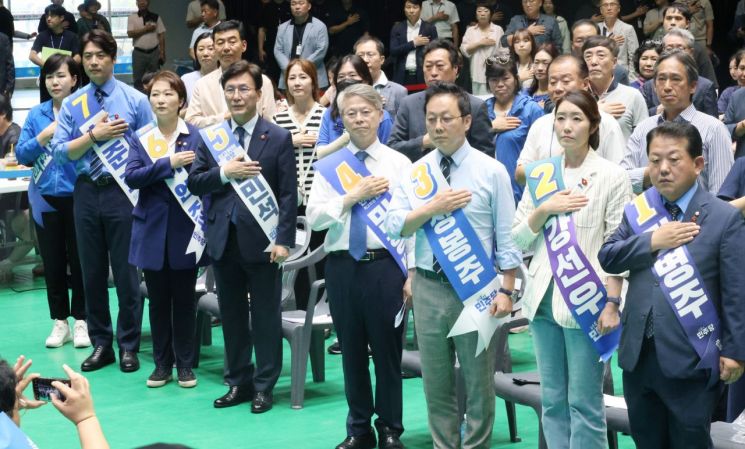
[187,60,297,413]
[501,0,563,48]
[308,83,413,449]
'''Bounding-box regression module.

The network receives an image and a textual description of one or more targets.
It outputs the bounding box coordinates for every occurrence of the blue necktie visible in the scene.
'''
[433,156,453,274]
[234,126,247,150]
[349,151,369,260]
[88,88,106,180]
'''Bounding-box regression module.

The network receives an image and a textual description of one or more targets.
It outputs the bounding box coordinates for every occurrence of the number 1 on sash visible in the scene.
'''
[633,194,657,226]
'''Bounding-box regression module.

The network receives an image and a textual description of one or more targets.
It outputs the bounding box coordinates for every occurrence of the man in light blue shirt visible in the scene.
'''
[51,29,152,374]
[385,82,521,449]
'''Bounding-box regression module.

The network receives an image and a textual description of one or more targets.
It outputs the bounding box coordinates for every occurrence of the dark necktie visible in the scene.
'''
[433,156,453,275]
[646,201,683,339]
[88,88,106,180]
[349,151,369,260]
[665,202,682,221]
[234,126,247,150]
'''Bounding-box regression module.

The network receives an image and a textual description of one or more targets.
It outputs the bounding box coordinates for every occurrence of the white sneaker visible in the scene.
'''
[73,320,91,348]
[45,319,72,348]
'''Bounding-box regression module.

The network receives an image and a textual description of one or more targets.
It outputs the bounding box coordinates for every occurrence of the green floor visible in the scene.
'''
[0,266,637,449]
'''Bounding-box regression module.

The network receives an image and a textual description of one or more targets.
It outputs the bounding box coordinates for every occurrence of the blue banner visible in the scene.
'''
[624,187,720,376]
[526,156,620,362]
[313,147,408,275]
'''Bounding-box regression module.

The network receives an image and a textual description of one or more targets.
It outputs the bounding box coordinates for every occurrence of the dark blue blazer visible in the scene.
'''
[389,20,438,85]
[599,187,745,379]
[641,76,718,118]
[124,122,207,271]
[186,117,297,263]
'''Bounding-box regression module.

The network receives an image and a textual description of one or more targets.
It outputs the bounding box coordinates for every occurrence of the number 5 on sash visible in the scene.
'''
[205,127,230,152]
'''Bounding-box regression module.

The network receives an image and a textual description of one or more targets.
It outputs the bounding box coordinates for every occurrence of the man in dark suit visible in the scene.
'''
[389,0,438,86]
[387,39,494,161]
[187,60,297,413]
[599,122,745,448]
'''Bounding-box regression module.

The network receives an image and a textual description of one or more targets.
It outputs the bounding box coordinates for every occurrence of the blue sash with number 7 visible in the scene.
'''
[525,156,619,362]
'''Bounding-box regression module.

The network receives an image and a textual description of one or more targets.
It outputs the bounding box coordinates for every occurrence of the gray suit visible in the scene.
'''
[724,88,745,159]
[274,17,329,89]
[376,80,408,117]
[387,90,495,161]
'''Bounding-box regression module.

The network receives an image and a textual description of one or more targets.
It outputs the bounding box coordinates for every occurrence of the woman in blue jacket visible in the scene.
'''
[16,54,88,350]
[125,71,207,389]
[485,57,544,205]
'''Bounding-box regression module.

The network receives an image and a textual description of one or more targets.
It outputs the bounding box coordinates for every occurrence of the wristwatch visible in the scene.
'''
[606,296,621,305]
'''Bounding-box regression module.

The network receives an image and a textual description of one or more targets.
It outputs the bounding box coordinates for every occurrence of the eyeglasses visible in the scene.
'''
[343,109,376,119]
[486,54,512,66]
[425,115,464,126]
[356,51,379,59]
[224,86,254,97]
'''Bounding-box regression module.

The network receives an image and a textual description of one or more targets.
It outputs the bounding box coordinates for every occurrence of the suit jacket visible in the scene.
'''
[388,90,495,161]
[724,88,745,159]
[187,117,297,263]
[641,76,718,118]
[125,121,208,271]
[599,187,745,379]
[274,17,329,89]
[378,80,408,116]
[389,20,438,85]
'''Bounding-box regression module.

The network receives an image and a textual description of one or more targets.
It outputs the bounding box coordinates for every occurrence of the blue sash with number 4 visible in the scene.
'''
[313,147,408,275]
[624,187,720,376]
[67,88,138,205]
[404,155,504,356]
[525,156,619,362]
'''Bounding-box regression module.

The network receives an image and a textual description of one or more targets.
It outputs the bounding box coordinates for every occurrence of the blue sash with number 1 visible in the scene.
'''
[525,156,619,362]
[313,148,407,275]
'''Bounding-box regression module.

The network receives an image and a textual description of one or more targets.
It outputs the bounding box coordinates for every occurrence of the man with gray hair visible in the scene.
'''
[623,50,732,194]
[307,83,413,449]
[640,27,717,116]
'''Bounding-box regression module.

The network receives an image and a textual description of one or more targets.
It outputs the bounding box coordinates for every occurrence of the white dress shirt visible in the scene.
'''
[405,19,422,71]
[219,114,258,184]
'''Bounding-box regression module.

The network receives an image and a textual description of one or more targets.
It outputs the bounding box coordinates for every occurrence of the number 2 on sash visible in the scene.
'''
[411,164,436,200]
[146,133,169,159]
[335,161,362,192]
[206,127,229,151]
[529,163,559,202]
[633,194,657,226]
[71,93,90,119]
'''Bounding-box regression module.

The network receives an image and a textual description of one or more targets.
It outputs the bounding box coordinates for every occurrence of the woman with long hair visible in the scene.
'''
[181,32,217,106]
[510,28,537,90]
[526,42,559,108]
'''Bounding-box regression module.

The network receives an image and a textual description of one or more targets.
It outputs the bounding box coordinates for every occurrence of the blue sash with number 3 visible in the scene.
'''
[404,155,504,356]
[313,148,408,275]
[525,156,619,362]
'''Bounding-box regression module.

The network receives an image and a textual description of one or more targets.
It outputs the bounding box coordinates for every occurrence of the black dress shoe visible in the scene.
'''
[335,432,377,449]
[375,423,404,449]
[81,346,115,372]
[214,385,253,408]
[119,351,140,373]
[251,391,273,413]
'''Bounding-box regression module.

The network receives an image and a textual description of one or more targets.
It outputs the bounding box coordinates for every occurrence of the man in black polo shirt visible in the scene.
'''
[29,5,81,102]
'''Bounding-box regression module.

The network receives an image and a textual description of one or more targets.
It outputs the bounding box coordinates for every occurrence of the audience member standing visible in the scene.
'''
[0,0,37,45]
[187,61,297,413]
[16,55,88,350]
[186,21,276,127]
[30,5,81,102]
[502,0,562,49]
[125,71,207,390]
[630,39,662,89]
[460,2,504,95]
[598,0,639,71]
[0,32,12,98]
[570,20,631,87]
[76,0,111,38]
[37,0,78,35]
[274,0,329,90]
[421,0,460,47]
[643,0,670,39]
[540,0,570,54]
[600,121,745,449]
[182,33,216,106]
[327,0,369,58]
[682,0,713,48]
[307,83,412,449]
[185,0,225,29]
[127,0,166,93]
[189,0,221,60]
[389,0,438,86]
[724,78,745,159]
[659,3,717,89]
[354,36,408,116]
[51,29,152,374]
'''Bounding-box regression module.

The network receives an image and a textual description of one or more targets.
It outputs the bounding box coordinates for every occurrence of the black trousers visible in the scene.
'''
[143,260,198,369]
[623,338,723,449]
[73,179,142,351]
[325,252,405,437]
[212,225,282,392]
[35,195,85,320]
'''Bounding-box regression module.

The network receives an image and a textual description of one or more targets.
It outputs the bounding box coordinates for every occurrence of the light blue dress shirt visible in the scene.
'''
[51,76,153,176]
[16,100,78,196]
[385,141,522,272]
[666,183,698,220]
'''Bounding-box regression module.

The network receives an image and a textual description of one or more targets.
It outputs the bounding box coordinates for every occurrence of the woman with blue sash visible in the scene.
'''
[16,54,88,350]
[485,57,544,205]
[124,71,207,389]
[511,90,633,448]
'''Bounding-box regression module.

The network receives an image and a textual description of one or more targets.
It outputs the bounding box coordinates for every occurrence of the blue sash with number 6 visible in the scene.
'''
[404,154,504,356]
[313,148,408,275]
[67,88,138,205]
[525,156,619,362]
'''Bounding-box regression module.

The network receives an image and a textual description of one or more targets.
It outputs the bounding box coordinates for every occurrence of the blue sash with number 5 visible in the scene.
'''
[404,155,504,356]
[525,156,619,362]
[68,88,138,205]
[313,148,408,275]
[624,187,720,377]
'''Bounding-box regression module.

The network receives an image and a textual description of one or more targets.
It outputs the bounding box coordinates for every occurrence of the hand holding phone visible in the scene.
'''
[32,377,71,401]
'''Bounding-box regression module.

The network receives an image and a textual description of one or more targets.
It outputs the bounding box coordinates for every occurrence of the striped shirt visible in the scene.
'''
[273,102,326,205]
[622,104,733,194]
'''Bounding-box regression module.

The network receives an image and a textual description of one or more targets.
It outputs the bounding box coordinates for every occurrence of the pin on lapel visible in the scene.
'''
[691,211,700,223]
[260,134,266,140]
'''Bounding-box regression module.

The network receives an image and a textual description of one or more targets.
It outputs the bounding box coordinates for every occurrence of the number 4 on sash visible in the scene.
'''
[335,161,362,192]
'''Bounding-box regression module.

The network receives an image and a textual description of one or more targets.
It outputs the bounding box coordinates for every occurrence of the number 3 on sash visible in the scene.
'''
[411,164,436,200]
[71,93,90,119]
[335,161,362,192]
[205,127,229,152]
[529,162,559,202]
[146,133,169,159]
[632,194,657,226]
